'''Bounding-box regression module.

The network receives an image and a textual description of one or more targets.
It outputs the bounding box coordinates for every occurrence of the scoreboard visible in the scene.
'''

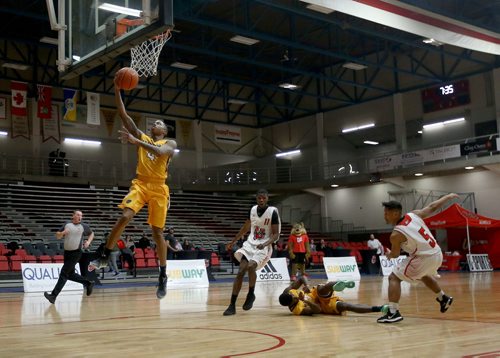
[421,80,470,113]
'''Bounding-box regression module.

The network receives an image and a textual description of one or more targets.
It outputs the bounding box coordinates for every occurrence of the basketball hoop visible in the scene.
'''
[130,28,172,77]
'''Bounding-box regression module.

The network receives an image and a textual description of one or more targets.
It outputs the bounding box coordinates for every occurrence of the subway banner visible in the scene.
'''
[256,257,290,282]
[379,255,407,276]
[323,257,361,281]
[21,263,84,293]
[166,259,209,288]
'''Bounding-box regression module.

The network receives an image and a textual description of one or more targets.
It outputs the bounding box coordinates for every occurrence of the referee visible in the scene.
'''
[44,210,95,304]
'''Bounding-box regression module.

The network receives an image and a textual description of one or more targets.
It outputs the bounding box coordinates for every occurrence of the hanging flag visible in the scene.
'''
[37,85,52,119]
[86,92,100,125]
[11,81,28,116]
[42,104,61,143]
[63,88,78,121]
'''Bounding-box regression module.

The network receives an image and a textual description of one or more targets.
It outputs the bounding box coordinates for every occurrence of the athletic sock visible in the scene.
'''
[159,265,167,277]
[372,306,382,312]
[437,291,444,300]
[388,302,399,314]
[230,294,238,305]
[248,287,255,296]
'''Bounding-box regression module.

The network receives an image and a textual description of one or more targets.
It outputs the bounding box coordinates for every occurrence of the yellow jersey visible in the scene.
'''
[288,289,315,316]
[136,133,171,180]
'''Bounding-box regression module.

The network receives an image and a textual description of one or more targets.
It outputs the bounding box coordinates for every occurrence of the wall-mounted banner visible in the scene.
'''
[11,114,30,139]
[379,255,407,276]
[323,256,361,281]
[256,257,290,282]
[0,97,6,119]
[11,81,28,116]
[460,138,497,156]
[37,85,52,119]
[21,263,84,293]
[215,124,241,144]
[63,89,78,121]
[166,259,209,288]
[86,92,100,125]
[42,104,61,143]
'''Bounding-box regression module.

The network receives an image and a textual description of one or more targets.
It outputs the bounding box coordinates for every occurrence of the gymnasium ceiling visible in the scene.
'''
[0,0,499,140]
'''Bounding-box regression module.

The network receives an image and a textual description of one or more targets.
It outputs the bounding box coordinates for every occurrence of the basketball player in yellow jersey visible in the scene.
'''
[89,78,177,299]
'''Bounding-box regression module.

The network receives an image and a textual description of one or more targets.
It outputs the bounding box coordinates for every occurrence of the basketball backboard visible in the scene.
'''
[60,0,173,79]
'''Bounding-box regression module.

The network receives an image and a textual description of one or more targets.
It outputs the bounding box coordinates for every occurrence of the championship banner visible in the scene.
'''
[379,255,407,276]
[42,104,61,143]
[11,114,30,139]
[37,85,52,119]
[215,124,241,144]
[256,257,290,282]
[21,263,84,293]
[323,256,360,281]
[166,259,209,288]
[86,92,100,125]
[11,81,28,116]
[63,88,78,121]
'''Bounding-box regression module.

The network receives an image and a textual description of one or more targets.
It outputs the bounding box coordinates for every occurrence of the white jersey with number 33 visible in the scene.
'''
[393,212,441,256]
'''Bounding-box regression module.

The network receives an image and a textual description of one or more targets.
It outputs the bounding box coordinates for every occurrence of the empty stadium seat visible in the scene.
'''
[9,255,23,271]
[0,256,9,271]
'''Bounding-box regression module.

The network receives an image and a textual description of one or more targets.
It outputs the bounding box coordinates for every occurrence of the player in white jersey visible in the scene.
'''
[223,189,281,316]
[377,193,458,323]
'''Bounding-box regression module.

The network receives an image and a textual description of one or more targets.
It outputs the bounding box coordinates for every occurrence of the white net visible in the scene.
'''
[130,29,172,77]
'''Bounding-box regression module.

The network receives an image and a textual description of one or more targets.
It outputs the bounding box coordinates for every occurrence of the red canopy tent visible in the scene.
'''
[424,203,500,268]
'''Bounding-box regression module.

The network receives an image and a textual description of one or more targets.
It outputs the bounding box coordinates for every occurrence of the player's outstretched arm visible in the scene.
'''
[114,83,141,138]
[301,299,321,315]
[413,193,459,219]
[226,219,251,252]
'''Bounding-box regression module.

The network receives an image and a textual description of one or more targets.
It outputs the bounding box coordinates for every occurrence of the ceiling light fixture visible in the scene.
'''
[331,184,339,188]
[423,117,465,130]
[98,3,142,17]
[0,131,8,136]
[465,166,474,170]
[40,37,58,45]
[423,38,443,46]
[2,63,30,71]
[363,140,379,145]
[228,99,248,105]
[174,149,180,153]
[276,149,301,158]
[279,83,300,90]
[342,123,375,133]
[418,130,423,134]
[64,138,101,146]
[343,62,367,70]
[230,35,260,46]
[414,173,424,176]
[170,62,197,70]
[305,3,335,14]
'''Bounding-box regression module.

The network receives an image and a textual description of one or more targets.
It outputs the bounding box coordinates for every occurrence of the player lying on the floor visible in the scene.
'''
[279,276,389,316]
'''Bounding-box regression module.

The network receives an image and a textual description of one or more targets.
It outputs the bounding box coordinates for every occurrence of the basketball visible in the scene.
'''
[115,67,139,90]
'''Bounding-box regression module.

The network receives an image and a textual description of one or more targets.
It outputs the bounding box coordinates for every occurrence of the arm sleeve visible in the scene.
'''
[82,223,93,236]
[271,210,279,224]
[58,222,68,231]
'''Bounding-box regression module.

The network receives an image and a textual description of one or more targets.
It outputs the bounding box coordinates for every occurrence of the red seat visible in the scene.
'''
[0,256,9,271]
[53,255,64,263]
[146,258,157,267]
[15,249,28,259]
[210,252,220,267]
[24,255,37,263]
[135,258,147,268]
[134,248,144,258]
[38,255,53,263]
[9,255,23,271]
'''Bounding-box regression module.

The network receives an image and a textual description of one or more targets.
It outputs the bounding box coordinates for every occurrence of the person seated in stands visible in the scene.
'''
[165,226,179,260]
[120,235,135,275]
[136,232,151,249]
[182,239,194,251]
[317,239,327,254]
[367,233,384,255]
[310,239,317,252]
[108,240,121,276]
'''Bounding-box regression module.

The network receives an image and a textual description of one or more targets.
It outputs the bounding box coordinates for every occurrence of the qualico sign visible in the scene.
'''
[22,263,83,293]
[166,259,209,288]
[256,258,290,282]
[379,255,407,276]
[323,257,361,281]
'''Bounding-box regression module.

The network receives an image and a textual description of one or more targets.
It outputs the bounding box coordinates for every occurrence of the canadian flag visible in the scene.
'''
[11,81,28,116]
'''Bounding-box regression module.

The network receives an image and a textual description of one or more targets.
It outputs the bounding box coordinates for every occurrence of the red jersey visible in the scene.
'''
[288,234,309,253]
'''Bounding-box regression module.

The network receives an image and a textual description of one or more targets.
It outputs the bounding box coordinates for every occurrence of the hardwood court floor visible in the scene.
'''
[0,272,499,357]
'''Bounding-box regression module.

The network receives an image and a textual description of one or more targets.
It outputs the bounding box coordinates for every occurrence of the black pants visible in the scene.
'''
[52,249,89,296]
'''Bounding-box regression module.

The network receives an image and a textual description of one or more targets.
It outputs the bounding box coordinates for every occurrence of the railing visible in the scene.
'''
[1,133,499,188]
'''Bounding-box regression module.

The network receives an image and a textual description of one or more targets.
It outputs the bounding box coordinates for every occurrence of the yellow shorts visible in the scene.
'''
[308,286,345,315]
[119,178,170,228]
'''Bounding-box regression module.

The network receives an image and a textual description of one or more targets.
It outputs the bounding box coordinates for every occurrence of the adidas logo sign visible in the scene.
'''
[259,261,283,280]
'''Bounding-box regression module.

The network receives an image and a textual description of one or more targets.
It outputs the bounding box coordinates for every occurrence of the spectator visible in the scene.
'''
[120,235,135,275]
[165,226,179,260]
[317,239,327,253]
[310,239,317,252]
[136,232,151,249]
[182,239,194,251]
[367,234,384,255]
